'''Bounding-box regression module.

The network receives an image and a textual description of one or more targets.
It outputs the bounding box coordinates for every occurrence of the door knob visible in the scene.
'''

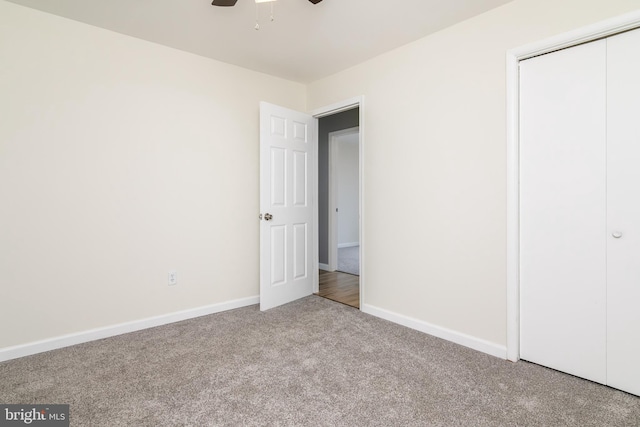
[612,232,622,238]
[264,213,273,221]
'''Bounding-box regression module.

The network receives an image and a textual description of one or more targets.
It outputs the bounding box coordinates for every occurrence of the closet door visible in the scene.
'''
[606,28,640,396]
[519,40,607,384]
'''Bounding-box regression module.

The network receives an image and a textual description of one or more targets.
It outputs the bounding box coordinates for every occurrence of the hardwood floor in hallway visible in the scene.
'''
[316,270,359,309]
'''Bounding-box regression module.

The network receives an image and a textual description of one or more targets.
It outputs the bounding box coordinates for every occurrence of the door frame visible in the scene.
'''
[328,126,360,271]
[311,96,365,310]
[506,11,640,362]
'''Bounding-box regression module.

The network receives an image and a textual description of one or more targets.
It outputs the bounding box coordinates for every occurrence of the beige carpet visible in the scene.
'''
[1,296,638,426]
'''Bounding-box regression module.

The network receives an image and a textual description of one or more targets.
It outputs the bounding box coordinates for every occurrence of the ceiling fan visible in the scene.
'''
[212,0,322,6]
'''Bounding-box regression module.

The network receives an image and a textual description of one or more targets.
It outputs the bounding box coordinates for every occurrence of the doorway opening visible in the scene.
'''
[313,105,361,309]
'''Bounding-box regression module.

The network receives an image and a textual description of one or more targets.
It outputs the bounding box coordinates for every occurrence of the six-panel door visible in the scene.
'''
[259,102,315,311]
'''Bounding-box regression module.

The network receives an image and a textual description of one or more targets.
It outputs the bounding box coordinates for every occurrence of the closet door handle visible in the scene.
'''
[612,232,623,238]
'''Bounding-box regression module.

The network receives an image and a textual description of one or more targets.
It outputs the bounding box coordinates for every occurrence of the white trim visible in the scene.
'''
[362,304,507,359]
[358,104,365,310]
[337,242,359,249]
[311,96,365,310]
[312,114,320,294]
[0,296,259,362]
[506,10,640,363]
[310,96,361,118]
[509,10,640,61]
[505,46,520,363]
[318,263,332,271]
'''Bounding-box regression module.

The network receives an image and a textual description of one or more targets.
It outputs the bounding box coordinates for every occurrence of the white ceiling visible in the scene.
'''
[6,0,512,83]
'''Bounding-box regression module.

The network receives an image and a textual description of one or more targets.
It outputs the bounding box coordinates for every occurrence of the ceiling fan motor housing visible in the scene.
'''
[211,0,237,6]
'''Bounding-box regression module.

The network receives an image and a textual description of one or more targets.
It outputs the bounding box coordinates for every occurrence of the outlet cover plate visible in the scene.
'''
[168,270,178,286]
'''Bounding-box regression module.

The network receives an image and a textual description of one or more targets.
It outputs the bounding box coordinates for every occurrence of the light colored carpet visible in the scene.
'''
[1,296,638,426]
[338,245,359,276]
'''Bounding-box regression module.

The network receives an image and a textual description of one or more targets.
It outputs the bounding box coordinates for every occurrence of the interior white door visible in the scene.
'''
[519,40,608,384]
[260,102,316,311]
[606,28,640,396]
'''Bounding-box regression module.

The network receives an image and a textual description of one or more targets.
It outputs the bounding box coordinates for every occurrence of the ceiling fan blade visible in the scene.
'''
[309,0,323,4]
[211,0,238,6]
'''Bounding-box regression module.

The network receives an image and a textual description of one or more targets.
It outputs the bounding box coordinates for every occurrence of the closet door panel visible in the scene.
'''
[519,40,607,384]
[606,28,640,396]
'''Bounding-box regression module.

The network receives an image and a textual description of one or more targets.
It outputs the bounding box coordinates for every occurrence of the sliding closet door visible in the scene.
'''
[519,40,607,384]
[606,28,640,396]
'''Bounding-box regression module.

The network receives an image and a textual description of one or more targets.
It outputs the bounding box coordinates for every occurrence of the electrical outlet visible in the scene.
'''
[168,270,178,286]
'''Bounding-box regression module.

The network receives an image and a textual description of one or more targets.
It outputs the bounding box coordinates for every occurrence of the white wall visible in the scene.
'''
[0,1,305,350]
[307,0,640,349]
[335,133,359,247]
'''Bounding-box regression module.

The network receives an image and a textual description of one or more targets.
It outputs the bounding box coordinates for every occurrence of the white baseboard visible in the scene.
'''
[319,263,331,271]
[337,242,359,249]
[0,296,259,363]
[361,304,507,359]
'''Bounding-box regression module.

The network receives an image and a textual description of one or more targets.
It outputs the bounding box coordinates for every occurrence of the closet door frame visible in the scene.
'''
[506,10,640,362]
